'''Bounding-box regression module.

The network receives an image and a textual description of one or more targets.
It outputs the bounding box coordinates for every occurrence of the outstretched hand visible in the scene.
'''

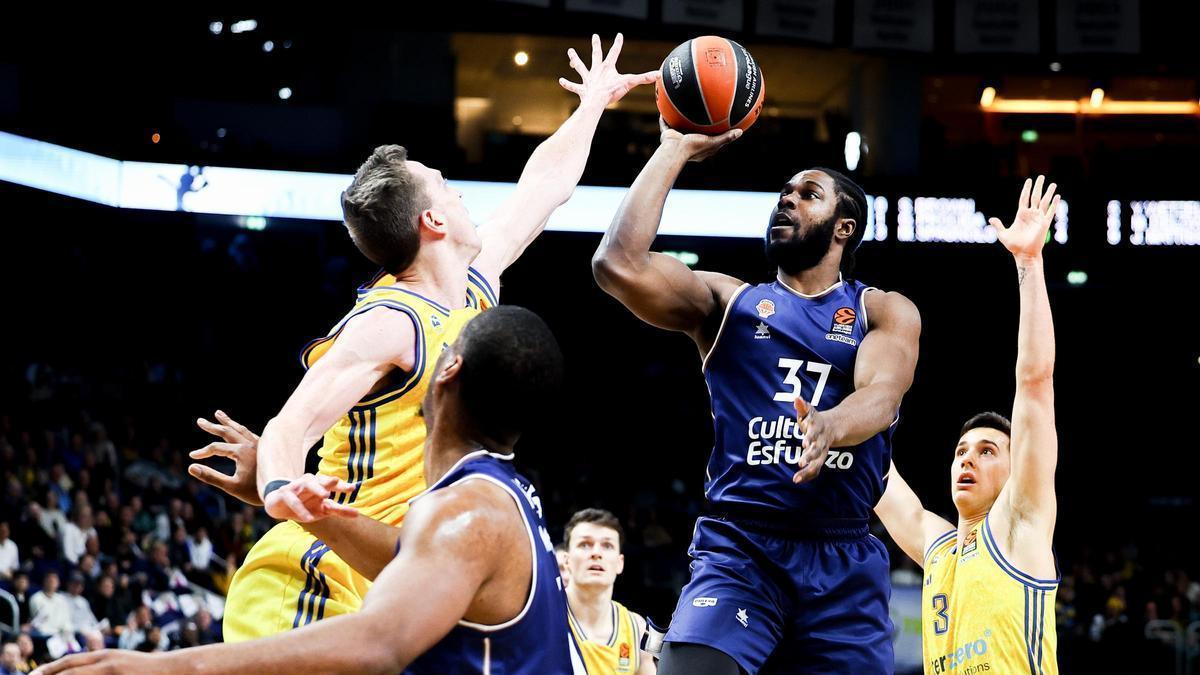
[659,116,742,163]
[558,33,658,108]
[988,175,1059,262]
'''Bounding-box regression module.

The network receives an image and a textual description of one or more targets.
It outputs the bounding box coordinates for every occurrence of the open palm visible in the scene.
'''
[558,34,657,108]
[989,175,1060,260]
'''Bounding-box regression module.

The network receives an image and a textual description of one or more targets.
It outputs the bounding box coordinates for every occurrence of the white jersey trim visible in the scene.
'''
[859,286,881,333]
[453,473,539,632]
[701,283,751,373]
[775,272,844,299]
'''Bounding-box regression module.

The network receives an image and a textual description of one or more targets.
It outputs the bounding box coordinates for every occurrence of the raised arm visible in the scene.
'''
[36,483,512,675]
[591,122,743,342]
[792,291,921,483]
[471,34,656,288]
[254,308,416,521]
[874,460,954,566]
[991,176,1060,544]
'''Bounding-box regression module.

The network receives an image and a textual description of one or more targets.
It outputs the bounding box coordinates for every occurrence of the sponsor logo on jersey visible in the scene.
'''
[755,299,776,318]
[961,529,979,560]
[929,631,992,674]
[736,608,749,628]
[430,314,442,328]
[744,416,856,469]
[618,643,632,670]
[754,321,771,340]
[692,597,718,607]
[823,307,858,346]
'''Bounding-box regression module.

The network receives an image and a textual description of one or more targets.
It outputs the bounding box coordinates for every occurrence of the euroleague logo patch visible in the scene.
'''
[825,306,858,347]
[755,299,776,319]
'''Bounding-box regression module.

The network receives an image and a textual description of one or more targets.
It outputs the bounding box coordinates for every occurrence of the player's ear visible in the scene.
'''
[419,208,448,237]
[836,217,856,243]
[437,353,463,384]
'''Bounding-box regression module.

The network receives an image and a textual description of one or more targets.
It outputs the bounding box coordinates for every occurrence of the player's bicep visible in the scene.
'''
[1003,383,1058,527]
[276,309,417,439]
[853,292,921,395]
[595,252,734,333]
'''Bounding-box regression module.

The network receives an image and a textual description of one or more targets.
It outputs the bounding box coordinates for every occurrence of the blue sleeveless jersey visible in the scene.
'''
[702,278,895,521]
[404,451,586,675]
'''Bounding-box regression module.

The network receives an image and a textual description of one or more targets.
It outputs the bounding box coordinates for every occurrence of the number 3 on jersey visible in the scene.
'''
[932,594,950,635]
[772,358,832,406]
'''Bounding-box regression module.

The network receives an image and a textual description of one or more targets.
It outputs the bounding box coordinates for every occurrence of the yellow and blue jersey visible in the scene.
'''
[299,267,498,525]
[922,516,1058,674]
[568,600,642,674]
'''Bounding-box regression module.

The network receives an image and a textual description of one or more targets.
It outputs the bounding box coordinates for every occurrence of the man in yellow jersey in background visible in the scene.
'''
[872,176,1062,674]
[563,509,656,675]
[189,34,657,641]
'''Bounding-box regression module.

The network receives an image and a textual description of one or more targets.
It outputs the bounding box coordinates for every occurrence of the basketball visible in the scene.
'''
[656,36,765,135]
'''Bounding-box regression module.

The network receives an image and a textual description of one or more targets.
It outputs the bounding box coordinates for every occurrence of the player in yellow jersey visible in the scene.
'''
[562,509,656,675]
[188,34,657,641]
[872,176,1062,674]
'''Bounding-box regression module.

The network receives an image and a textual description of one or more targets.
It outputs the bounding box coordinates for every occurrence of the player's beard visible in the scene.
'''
[765,212,837,276]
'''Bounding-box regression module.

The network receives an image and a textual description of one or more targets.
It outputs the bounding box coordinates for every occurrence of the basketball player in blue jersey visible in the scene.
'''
[592,122,921,674]
[34,307,586,675]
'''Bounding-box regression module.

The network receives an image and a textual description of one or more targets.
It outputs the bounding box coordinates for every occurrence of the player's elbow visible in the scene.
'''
[1016,366,1054,390]
[591,247,634,291]
[352,623,410,674]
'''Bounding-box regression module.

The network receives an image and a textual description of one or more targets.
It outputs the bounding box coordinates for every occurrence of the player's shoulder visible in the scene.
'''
[695,271,746,305]
[861,287,920,330]
[406,478,522,551]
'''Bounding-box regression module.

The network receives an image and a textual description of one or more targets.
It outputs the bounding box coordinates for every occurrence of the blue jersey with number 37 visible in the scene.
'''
[701,278,895,520]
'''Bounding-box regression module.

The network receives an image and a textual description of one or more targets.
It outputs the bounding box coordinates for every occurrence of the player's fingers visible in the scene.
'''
[590,33,602,70]
[281,490,314,522]
[1031,175,1045,207]
[988,217,1006,233]
[558,78,584,96]
[794,396,811,419]
[187,464,235,491]
[1040,184,1057,214]
[216,410,258,441]
[603,32,623,66]
[190,442,236,460]
[626,71,658,87]
[1047,194,1061,218]
[566,48,589,81]
[792,449,826,484]
[32,650,104,674]
[196,418,233,441]
[322,499,360,519]
[317,474,355,494]
[1018,178,1032,210]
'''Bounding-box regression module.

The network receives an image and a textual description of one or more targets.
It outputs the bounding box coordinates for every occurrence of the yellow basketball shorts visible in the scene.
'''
[222,520,371,641]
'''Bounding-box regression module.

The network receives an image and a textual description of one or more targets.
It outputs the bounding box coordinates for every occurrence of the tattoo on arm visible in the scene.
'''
[1017,265,1029,286]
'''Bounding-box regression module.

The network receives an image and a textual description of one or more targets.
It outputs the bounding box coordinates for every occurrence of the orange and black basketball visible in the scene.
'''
[656,36,765,135]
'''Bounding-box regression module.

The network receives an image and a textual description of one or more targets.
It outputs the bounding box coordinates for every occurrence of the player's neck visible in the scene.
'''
[567,583,615,632]
[424,418,512,485]
[389,246,470,310]
[776,259,842,296]
[956,511,987,544]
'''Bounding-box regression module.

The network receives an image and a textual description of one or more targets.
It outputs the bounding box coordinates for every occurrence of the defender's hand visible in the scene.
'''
[659,117,742,162]
[263,473,359,523]
[792,397,830,484]
[33,649,158,674]
[558,33,658,108]
[988,175,1060,263]
[190,410,263,506]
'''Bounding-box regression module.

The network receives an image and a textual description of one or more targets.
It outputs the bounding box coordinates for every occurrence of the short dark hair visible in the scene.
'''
[456,306,564,444]
[811,167,868,276]
[341,145,430,274]
[563,508,624,549]
[960,411,1012,439]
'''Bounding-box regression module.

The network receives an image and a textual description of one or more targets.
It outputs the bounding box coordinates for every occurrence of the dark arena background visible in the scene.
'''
[2,5,1199,674]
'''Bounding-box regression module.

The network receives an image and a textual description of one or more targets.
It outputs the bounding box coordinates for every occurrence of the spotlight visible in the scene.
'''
[980,86,997,107]
[514,51,529,67]
[278,87,292,100]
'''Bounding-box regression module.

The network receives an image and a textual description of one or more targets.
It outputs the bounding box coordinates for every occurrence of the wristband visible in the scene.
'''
[263,479,291,499]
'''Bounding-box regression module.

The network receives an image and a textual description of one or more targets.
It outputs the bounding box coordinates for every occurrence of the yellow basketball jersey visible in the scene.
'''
[300,267,497,525]
[922,516,1058,675]
[568,600,642,675]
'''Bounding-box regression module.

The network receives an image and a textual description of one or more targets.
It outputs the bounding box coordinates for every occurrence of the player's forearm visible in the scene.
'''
[255,417,308,494]
[520,98,607,206]
[822,382,903,447]
[1014,256,1055,386]
[179,612,403,674]
[302,516,401,581]
[593,142,689,279]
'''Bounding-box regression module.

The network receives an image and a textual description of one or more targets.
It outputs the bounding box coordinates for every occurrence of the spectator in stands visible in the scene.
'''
[30,491,67,542]
[117,605,154,651]
[9,573,31,629]
[193,606,221,645]
[59,505,95,565]
[0,521,18,579]
[87,574,132,639]
[0,642,22,675]
[29,571,76,657]
[14,634,37,673]
[63,572,102,648]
